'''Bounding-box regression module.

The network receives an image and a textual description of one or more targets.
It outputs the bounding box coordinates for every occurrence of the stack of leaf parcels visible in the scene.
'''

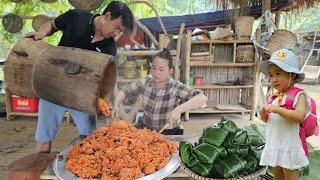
[180,116,265,178]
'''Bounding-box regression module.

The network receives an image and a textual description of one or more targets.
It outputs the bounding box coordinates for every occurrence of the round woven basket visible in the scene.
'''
[263,29,297,58]
[9,0,25,3]
[180,163,267,180]
[234,16,254,41]
[2,13,24,33]
[68,0,104,11]
[236,45,255,63]
[32,15,51,31]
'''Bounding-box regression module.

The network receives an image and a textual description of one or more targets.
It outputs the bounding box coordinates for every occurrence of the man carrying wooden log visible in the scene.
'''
[25,1,134,153]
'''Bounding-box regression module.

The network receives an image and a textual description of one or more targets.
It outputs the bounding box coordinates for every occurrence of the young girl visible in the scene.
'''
[259,49,309,180]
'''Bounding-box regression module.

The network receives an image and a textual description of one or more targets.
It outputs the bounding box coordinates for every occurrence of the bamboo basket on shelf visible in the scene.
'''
[236,45,255,63]
[180,163,267,180]
[234,16,254,41]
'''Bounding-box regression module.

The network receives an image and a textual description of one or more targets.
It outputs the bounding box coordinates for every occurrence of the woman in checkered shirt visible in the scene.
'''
[112,49,207,135]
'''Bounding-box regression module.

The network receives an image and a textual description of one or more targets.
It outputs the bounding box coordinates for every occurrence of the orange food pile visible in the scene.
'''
[99,98,110,116]
[66,120,178,179]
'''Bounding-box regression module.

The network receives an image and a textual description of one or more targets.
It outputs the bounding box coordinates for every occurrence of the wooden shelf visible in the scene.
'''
[117,49,176,56]
[182,30,258,121]
[189,106,251,113]
[192,84,254,89]
[190,56,211,61]
[191,40,253,44]
[189,61,257,67]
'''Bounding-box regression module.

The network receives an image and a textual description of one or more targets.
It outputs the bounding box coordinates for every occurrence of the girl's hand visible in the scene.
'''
[168,108,181,126]
[259,106,269,122]
[263,104,279,113]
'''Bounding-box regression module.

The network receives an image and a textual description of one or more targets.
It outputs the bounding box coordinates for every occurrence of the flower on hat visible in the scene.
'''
[276,50,286,61]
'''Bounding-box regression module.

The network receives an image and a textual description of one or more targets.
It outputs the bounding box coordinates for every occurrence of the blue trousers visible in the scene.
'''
[35,99,96,142]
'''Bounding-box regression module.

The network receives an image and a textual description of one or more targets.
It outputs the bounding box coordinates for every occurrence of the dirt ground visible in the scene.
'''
[0,84,319,179]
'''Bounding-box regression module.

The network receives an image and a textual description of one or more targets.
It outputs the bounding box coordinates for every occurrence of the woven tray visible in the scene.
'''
[68,0,104,11]
[180,163,267,180]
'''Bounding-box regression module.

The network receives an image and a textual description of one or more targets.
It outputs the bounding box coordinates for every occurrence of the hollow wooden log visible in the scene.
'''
[4,38,116,115]
[4,38,50,97]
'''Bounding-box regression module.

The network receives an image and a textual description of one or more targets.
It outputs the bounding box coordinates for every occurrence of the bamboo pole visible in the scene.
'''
[174,23,185,80]
[128,1,167,35]
[275,11,281,29]
[133,16,159,47]
[184,30,192,121]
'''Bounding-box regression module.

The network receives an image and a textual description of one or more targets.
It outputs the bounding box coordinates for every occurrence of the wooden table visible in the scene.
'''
[40,134,200,179]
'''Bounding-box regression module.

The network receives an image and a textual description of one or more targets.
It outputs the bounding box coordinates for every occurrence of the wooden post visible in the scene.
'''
[275,11,281,29]
[184,30,192,121]
[252,0,272,120]
[5,89,13,121]
[174,23,185,80]
[261,0,271,33]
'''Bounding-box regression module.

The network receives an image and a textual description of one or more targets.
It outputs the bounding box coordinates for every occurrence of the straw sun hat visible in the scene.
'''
[260,48,305,83]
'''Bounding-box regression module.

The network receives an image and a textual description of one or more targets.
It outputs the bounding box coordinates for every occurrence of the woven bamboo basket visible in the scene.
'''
[234,16,254,41]
[236,45,255,63]
[180,163,267,180]
[68,0,104,11]
[9,0,25,3]
[2,13,24,33]
[263,29,297,58]
[32,15,51,31]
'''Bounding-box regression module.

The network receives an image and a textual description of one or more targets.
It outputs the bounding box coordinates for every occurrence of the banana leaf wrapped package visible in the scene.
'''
[190,162,212,177]
[219,116,238,133]
[179,141,193,164]
[227,145,249,157]
[244,156,258,173]
[192,143,225,164]
[179,116,267,179]
[213,154,247,178]
[202,126,229,147]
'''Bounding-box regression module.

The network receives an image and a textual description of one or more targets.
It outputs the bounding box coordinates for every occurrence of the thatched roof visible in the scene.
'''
[206,0,319,11]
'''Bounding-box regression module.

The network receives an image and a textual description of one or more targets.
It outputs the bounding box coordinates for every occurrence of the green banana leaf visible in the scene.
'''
[179,141,193,164]
[250,144,265,161]
[190,162,212,177]
[232,130,249,145]
[244,156,258,173]
[247,135,264,146]
[244,124,266,142]
[185,155,199,168]
[202,126,229,147]
[219,116,238,133]
[214,154,247,178]
[299,149,320,180]
[227,145,249,157]
[223,133,234,147]
[192,143,225,164]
